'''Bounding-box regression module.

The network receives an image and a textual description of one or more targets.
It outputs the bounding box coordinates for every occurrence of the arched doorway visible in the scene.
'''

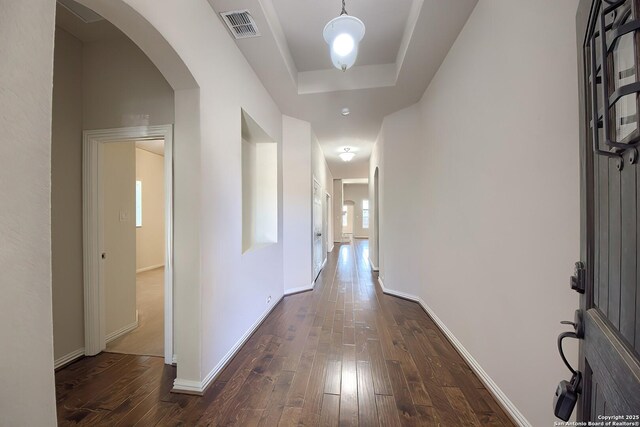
[65,1,200,369]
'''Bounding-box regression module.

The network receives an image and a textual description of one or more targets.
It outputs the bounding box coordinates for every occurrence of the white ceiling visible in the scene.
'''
[210,0,478,178]
[272,0,413,72]
[136,139,165,156]
[59,0,478,179]
[55,2,125,42]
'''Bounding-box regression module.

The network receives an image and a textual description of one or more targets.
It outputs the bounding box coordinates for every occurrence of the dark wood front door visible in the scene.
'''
[576,0,640,421]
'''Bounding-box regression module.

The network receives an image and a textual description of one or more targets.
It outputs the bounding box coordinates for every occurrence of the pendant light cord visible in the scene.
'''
[341,0,348,15]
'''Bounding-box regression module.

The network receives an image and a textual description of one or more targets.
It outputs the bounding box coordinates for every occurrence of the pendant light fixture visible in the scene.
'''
[339,148,355,162]
[323,0,365,71]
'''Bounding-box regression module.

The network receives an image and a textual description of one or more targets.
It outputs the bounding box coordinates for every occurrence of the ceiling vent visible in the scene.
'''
[220,10,261,39]
[57,0,104,23]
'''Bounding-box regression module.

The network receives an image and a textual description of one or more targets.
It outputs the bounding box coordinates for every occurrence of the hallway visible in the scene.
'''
[55,240,512,426]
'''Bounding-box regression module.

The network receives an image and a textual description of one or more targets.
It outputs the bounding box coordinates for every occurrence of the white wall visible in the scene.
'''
[0,1,58,424]
[135,147,165,271]
[343,184,370,238]
[83,36,175,129]
[102,0,287,388]
[50,27,175,362]
[370,1,580,425]
[333,179,343,243]
[103,143,137,336]
[51,28,85,361]
[282,117,333,293]
[283,116,312,293]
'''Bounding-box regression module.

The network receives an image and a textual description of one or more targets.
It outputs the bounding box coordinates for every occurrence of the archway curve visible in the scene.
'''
[76,0,198,91]
[73,0,202,386]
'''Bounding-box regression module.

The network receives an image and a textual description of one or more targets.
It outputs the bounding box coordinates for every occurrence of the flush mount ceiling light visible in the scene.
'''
[323,0,365,72]
[341,107,350,116]
[339,148,355,162]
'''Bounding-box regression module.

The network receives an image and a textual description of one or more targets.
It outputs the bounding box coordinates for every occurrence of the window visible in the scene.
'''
[135,180,142,227]
[342,205,348,227]
[362,199,369,229]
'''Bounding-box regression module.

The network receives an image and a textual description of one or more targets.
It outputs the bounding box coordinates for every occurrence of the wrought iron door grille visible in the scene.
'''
[587,0,640,160]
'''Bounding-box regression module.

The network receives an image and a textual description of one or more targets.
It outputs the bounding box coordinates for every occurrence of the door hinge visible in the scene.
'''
[570,262,585,294]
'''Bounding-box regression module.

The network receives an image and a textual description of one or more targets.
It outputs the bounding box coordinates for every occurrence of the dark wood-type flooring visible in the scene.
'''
[56,239,513,426]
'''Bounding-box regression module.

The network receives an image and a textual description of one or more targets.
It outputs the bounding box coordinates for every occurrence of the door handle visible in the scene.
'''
[553,310,584,421]
[316,233,322,237]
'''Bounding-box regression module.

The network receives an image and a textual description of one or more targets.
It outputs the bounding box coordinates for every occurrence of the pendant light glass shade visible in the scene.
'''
[339,148,355,162]
[323,15,365,71]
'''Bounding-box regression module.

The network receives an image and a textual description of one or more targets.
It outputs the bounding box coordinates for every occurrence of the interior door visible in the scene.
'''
[313,179,323,280]
[101,142,137,343]
[575,0,640,420]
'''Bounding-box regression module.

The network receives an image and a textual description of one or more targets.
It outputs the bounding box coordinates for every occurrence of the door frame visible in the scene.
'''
[83,124,174,364]
[325,192,332,253]
[312,176,325,280]
[373,167,380,271]
[576,0,640,418]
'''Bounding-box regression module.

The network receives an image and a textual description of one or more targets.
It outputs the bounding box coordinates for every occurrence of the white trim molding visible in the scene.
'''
[376,277,531,427]
[284,280,316,296]
[54,348,85,370]
[136,263,165,273]
[368,256,379,272]
[105,317,139,344]
[172,296,284,395]
[83,125,175,365]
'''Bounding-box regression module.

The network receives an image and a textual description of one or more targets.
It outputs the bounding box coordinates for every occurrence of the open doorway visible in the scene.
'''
[342,201,355,241]
[104,139,166,358]
[83,126,174,364]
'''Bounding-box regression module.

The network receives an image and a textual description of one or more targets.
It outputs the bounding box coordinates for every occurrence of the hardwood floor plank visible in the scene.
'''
[368,338,393,395]
[376,394,402,427]
[356,361,378,427]
[444,386,482,426]
[319,393,340,427]
[55,240,513,427]
[324,359,342,395]
[339,345,358,426]
[386,359,420,426]
[257,370,295,427]
[298,332,329,426]
[278,406,302,427]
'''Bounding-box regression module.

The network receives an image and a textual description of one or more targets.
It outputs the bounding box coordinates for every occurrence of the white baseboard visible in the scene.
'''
[376,277,531,427]
[136,263,164,273]
[172,296,283,395]
[284,280,315,296]
[368,256,379,272]
[105,312,139,344]
[54,347,85,369]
